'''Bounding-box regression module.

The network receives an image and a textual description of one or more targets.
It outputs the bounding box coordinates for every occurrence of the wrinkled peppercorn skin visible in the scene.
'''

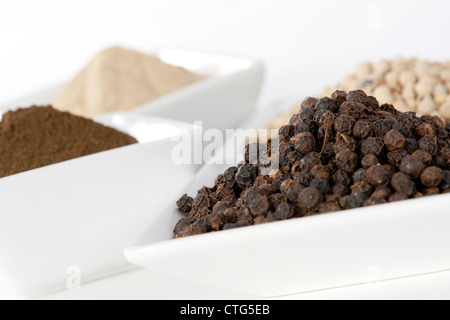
[174,91,450,238]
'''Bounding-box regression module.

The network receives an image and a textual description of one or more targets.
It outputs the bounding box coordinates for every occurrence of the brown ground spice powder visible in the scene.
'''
[52,47,203,117]
[0,106,137,178]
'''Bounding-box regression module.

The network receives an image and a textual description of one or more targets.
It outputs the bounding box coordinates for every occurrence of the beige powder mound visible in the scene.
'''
[52,47,203,117]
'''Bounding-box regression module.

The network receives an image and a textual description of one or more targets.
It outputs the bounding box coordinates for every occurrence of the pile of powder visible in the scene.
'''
[0,106,137,178]
[52,47,203,117]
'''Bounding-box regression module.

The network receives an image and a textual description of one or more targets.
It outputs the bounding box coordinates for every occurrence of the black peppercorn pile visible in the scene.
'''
[174,90,450,238]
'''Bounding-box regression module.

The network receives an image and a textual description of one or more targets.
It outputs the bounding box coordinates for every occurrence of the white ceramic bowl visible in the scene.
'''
[0,49,264,133]
[0,112,198,298]
[124,107,450,298]
[126,181,450,298]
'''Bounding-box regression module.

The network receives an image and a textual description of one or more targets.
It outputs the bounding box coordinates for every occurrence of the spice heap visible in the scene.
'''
[52,47,203,117]
[270,58,450,129]
[323,58,450,117]
[174,90,450,238]
[0,106,137,178]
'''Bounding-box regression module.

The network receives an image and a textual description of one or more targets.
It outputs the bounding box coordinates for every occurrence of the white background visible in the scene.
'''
[1,0,450,299]
[1,0,450,105]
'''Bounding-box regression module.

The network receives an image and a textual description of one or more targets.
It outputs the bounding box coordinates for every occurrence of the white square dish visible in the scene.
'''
[124,107,450,298]
[0,49,264,133]
[125,178,450,298]
[0,111,199,298]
